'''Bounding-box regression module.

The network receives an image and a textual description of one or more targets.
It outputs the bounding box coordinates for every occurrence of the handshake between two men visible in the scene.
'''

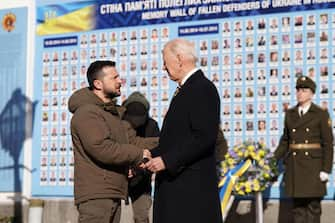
[129,149,166,178]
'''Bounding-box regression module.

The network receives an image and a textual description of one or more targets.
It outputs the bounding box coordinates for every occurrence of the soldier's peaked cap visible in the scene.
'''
[296,75,316,93]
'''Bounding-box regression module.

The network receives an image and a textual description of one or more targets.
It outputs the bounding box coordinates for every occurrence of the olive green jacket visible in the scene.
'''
[275,103,333,197]
[69,88,158,204]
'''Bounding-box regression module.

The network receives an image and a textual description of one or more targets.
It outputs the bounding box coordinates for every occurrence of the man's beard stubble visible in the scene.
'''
[104,88,120,100]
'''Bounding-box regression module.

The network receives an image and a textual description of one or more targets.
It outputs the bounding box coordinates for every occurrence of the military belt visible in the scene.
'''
[289,143,321,149]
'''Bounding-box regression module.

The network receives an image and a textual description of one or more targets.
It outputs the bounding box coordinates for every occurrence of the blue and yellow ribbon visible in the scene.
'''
[218,159,252,216]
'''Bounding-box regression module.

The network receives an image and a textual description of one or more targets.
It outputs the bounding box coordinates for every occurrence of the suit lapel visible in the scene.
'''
[179,70,202,92]
[162,71,199,133]
[171,69,202,100]
[166,70,202,120]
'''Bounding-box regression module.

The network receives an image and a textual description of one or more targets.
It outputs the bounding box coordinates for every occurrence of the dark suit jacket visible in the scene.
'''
[151,70,222,223]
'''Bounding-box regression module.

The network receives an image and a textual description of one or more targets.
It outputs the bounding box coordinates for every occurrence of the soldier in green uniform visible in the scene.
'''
[275,75,333,223]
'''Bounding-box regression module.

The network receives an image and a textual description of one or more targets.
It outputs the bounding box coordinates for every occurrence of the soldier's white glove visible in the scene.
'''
[319,171,329,182]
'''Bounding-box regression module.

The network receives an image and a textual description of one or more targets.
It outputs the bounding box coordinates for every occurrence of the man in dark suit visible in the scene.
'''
[215,127,228,180]
[275,76,333,223]
[145,38,222,223]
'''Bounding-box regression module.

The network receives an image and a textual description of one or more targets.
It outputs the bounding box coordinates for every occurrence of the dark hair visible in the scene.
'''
[87,60,116,89]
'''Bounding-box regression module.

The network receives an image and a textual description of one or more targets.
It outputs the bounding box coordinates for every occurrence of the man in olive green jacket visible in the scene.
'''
[275,75,333,223]
[69,61,157,223]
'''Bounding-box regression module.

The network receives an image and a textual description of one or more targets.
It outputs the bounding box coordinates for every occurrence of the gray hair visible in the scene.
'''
[164,38,198,64]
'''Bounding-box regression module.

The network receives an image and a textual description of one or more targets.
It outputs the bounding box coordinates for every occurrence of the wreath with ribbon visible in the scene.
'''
[218,141,278,216]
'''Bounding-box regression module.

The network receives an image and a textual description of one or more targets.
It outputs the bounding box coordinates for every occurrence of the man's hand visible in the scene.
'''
[320,171,329,182]
[128,168,134,178]
[145,156,166,173]
[139,149,152,168]
[143,149,151,159]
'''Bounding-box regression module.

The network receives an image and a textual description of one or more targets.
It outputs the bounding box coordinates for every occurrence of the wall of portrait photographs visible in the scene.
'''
[33,1,335,198]
[34,26,174,196]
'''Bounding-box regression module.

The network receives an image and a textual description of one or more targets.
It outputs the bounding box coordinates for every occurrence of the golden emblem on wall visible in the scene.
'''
[2,13,16,32]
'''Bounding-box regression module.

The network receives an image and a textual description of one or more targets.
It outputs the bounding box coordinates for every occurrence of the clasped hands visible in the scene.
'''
[140,149,166,173]
[128,149,166,178]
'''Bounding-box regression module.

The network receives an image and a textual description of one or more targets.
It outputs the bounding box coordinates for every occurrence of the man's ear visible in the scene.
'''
[176,54,183,67]
[93,79,102,90]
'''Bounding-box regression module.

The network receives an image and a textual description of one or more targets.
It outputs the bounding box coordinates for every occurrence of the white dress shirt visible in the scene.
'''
[180,68,199,86]
[298,103,311,116]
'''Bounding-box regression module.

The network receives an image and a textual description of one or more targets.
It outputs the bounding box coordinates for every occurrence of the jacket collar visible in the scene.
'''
[289,103,318,128]
[103,102,119,115]
[68,87,121,116]
[180,69,203,89]
[180,68,199,86]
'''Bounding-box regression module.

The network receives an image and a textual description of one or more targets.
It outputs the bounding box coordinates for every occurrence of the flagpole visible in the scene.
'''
[255,191,263,223]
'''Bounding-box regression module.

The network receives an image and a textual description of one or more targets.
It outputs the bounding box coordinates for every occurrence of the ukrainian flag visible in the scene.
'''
[37,2,95,35]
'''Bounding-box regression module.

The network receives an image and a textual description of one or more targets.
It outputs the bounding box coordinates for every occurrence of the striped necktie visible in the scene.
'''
[173,86,181,97]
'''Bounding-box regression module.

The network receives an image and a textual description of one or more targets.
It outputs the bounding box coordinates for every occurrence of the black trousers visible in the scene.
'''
[292,197,321,223]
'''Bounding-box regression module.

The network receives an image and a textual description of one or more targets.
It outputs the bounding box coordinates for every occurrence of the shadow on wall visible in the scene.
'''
[0,88,37,223]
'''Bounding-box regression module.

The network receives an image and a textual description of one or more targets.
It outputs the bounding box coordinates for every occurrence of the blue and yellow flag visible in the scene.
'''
[37,2,95,35]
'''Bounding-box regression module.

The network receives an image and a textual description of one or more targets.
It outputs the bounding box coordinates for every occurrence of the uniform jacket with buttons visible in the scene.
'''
[275,103,333,197]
